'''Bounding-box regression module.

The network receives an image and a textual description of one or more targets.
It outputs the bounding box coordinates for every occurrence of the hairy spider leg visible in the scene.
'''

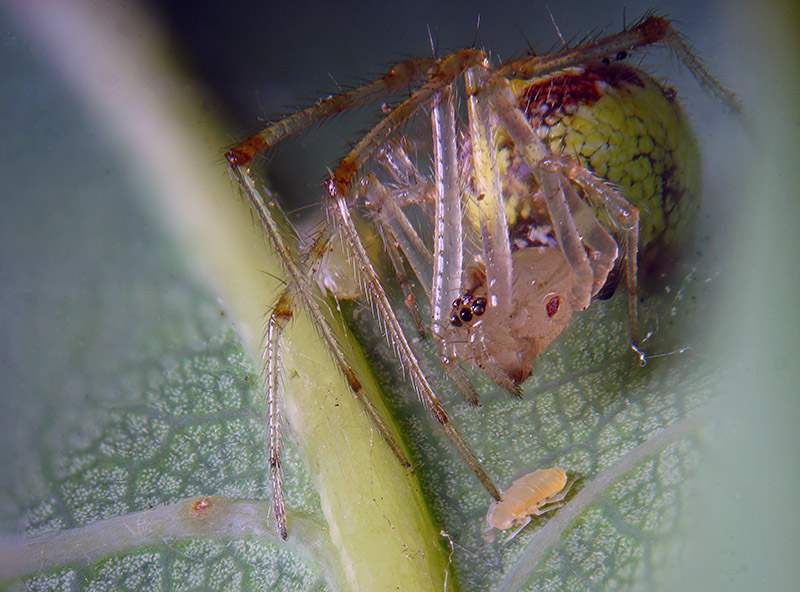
[226,57,437,167]
[428,86,486,404]
[464,64,515,318]
[232,169,413,538]
[323,48,503,500]
[359,88,483,406]
[543,155,644,358]
[264,289,291,540]
[430,86,463,339]
[497,15,741,114]
[361,164,484,406]
[364,110,481,404]
[469,65,623,324]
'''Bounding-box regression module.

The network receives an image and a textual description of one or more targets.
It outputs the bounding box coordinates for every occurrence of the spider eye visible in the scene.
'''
[546,295,560,317]
[450,312,463,327]
[459,308,473,323]
[471,297,487,316]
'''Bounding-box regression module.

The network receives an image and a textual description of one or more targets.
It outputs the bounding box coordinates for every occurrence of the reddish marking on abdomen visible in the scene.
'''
[519,63,645,124]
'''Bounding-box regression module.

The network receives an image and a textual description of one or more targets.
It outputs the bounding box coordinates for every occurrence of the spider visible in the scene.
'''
[226,15,739,539]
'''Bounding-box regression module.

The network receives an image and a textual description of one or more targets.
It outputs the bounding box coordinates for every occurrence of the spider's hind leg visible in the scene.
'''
[543,155,644,360]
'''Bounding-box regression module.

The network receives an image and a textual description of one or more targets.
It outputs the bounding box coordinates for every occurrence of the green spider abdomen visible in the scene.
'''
[518,62,701,268]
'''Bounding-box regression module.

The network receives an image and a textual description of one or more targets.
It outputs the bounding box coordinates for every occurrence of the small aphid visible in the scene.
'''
[485,467,573,542]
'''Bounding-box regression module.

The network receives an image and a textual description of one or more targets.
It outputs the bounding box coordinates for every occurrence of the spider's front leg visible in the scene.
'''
[436,64,630,389]
[477,68,620,310]
[329,177,501,499]
[362,85,484,406]
[485,66,646,359]
[324,49,503,501]
[232,169,413,539]
[225,57,437,168]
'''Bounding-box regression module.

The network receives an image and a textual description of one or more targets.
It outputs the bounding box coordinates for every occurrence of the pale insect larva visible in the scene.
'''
[485,467,573,542]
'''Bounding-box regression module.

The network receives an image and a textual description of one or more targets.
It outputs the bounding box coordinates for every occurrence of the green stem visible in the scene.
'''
[7,2,450,590]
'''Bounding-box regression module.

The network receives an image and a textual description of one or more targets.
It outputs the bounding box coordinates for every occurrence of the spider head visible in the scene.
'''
[446,247,576,387]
